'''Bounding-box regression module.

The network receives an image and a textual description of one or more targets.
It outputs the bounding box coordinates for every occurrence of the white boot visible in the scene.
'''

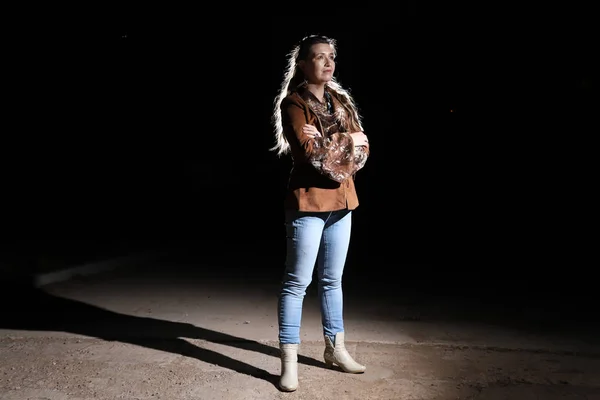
[279,343,298,391]
[324,332,366,373]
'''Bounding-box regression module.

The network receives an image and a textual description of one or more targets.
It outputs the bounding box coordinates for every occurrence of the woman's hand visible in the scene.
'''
[302,124,322,138]
[350,131,369,147]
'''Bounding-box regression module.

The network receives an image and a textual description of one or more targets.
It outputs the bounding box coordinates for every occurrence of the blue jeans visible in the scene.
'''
[278,209,352,344]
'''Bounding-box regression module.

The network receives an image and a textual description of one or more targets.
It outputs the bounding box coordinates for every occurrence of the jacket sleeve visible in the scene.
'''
[353,145,369,172]
[282,100,367,183]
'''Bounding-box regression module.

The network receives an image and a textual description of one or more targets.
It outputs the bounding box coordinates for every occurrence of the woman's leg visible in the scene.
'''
[317,209,365,373]
[278,210,326,344]
[316,209,352,341]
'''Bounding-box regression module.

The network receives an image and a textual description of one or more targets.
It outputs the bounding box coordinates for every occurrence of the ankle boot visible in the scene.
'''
[324,332,366,373]
[279,343,298,391]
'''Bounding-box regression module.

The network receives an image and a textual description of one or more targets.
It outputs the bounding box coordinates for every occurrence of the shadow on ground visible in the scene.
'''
[0,274,329,391]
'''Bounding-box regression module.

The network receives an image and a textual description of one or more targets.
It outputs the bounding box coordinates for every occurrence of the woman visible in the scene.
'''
[271,34,370,392]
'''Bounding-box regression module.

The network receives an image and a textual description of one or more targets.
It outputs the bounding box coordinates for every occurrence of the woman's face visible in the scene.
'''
[300,43,336,85]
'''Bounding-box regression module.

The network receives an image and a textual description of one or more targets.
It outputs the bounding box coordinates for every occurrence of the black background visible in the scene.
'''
[2,4,596,294]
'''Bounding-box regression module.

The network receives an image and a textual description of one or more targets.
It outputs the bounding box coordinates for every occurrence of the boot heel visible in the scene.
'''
[325,360,334,368]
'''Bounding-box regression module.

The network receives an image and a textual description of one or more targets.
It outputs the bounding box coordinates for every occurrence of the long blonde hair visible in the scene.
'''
[270,35,363,157]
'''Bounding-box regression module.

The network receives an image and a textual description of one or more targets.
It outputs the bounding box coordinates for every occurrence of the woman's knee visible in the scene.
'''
[318,275,342,291]
[282,272,313,294]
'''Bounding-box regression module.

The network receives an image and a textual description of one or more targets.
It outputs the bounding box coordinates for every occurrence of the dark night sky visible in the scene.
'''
[3,5,596,272]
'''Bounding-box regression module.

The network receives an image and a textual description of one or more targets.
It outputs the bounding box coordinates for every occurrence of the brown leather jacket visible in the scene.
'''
[281,86,370,212]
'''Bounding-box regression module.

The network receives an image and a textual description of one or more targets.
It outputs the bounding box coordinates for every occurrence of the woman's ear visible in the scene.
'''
[298,60,306,73]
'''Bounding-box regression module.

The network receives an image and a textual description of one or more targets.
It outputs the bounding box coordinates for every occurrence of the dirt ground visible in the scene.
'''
[1,258,599,399]
[2,336,600,400]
